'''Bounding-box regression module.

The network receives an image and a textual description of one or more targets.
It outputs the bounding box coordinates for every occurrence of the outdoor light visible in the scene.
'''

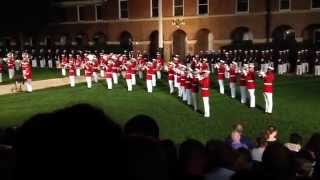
[172,18,185,28]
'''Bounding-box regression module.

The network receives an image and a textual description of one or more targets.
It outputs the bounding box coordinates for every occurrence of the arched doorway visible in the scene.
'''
[92,32,107,50]
[74,33,88,47]
[272,25,296,49]
[173,30,187,58]
[302,24,320,48]
[230,27,253,48]
[119,31,133,52]
[149,31,159,58]
[195,29,213,53]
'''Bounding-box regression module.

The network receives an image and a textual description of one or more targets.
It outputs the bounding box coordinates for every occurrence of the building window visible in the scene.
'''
[96,5,103,20]
[279,0,290,10]
[312,0,320,8]
[119,0,128,19]
[174,0,183,16]
[198,0,208,15]
[236,0,249,13]
[151,0,159,17]
[78,6,86,21]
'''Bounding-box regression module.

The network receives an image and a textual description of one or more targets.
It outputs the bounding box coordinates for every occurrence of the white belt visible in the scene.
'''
[147,74,153,76]
[247,80,254,82]
[218,73,224,75]
[264,83,272,86]
[230,75,236,77]
[201,88,209,90]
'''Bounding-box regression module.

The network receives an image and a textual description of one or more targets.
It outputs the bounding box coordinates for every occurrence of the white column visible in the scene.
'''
[158,0,164,49]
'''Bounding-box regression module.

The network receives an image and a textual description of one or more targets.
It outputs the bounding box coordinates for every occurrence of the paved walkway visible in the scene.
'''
[0,77,86,95]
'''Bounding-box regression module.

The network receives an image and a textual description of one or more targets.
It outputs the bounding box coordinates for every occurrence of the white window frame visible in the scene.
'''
[311,0,320,9]
[197,0,209,15]
[173,0,184,17]
[235,0,250,14]
[95,4,103,21]
[77,5,85,22]
[150,0,159,18]
[279,0,291,11]
[119,0,129,19]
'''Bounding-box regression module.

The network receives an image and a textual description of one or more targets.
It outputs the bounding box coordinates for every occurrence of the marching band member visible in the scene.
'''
[239,65,248,104]
[191,69,200,111]
[259,66,275,114]
[229,62,238,99]
[185,68,193,105]
[21,56,32,92]
[167,62,175,94]
[7,53,15,79]
[216,60,225,95]
[131,58,137,86]
[156,53,164,80]
[99,54,106,78]
[92,56,99,83]
[112,55,119,84]
[75,54,82,76]
[180,65,187,102]
[84,55,94,89]
[244,64,256,108]
[104,59,114,90]
[137,55,145,79]
[61,54,68,76]
[314,51,320,76]
[47,49,53,69]
[125,61,133,92]
[199,70,211,118]
[152,59,157,87]
[67,59,76,87]
[145,62,154,93]
[0,58,3,82]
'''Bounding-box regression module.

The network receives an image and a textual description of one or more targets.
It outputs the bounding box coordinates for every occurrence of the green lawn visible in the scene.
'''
[1,68,62,84]
[0,74,319,143]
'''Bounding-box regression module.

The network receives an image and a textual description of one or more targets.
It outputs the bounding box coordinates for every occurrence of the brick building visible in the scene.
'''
[1,0,320,59]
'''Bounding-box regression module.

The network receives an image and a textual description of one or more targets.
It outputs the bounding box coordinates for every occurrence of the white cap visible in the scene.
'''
[268,66,274,70]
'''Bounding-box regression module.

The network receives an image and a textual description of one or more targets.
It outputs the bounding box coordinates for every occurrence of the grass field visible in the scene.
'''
[0,73,319,143]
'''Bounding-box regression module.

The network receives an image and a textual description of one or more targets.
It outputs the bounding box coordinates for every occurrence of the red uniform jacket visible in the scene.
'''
[68,64,76,76]
[24,66,32,80]
[191,76,199,93]
[84,64,93,77]
[125,65,133,80]
[146,67,154,80]
[185,77,192,90]
[180,74,186,88]
[263,71,275,93]
[8,59,15,69]
[199,76,210,97]
[246,71,256,89]
[229,68,237,83]
[105,64,113,79]
[240,74,246,87]
[167,68,174,81]
[0,63,3,73]
[217,64,225,80]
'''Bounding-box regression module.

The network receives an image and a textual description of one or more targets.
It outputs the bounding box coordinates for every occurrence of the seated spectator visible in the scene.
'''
[124,114,159,139]
[160,139,178,180]
[262,142,295,179]
[234,148,252,171]
[206,140,238,180]
[230,131,248,150]
[226,123,254,149]
[125,136,169,180]
[264,125,278,143]
[15,104,124,180]
[251,136,268,162]
[179,139,207,180]
[285,133,303,152]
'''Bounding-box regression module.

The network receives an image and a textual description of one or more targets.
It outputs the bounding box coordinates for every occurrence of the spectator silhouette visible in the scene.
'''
[14,104,124,180]
[124,114,159,139]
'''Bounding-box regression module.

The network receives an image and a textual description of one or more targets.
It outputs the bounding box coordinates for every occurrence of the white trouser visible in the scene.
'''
[48,60,53,68]
[296,65,303,75]
[106,78,112,89]
[248,89,256,108]
[9,69,14,79]
[174,75,178,88]
[240,86,247,104]
[62,68,66,76]
[218,80,224,94]
[0,73,2,82]
[93,72,98,83]
[131,74,136,85]
[69,76,75,87]
[112,73,118,84]
[86,76,92,88]
[305,63,309,73]
[178,84,182,97]
[315,66,320,76]
[203,97,210,118]
[168,80,174,94]
[100,70,105,78]
[138,71,143,79]
[76,69,81,76]
[126,79,132,91]
[157,71,161,80]
[278,65,282,75]
[182,87,187,101]
[146,80,153,93]
[192,93,198,111]
[40,60,45,68]
[152,74,156,87]
[32,60,37,67]
[186,89,192,105]
[26,79,32,92]
[263,92,273,113]
[230,82,236,98]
